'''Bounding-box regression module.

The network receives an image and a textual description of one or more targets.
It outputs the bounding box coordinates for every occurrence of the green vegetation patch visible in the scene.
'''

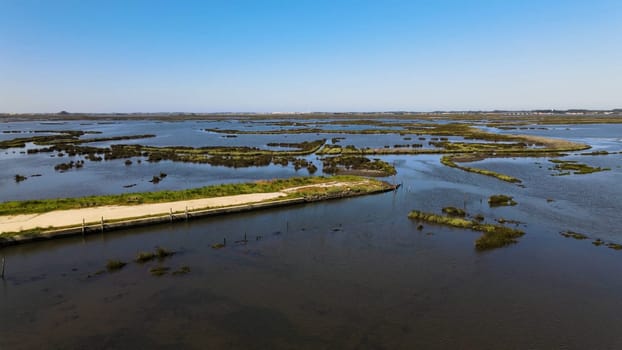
[557,229,622,252]
[441,156,522,183]
[488,194,517,207]
[474,225,525,250]
[407,210,525,250]
[135,247,174,263]
[321,156,397,177]
[607,243,622,250]
[560,231,589,240]
[549,159,610,175]
[0,131,154,149]
[442,206,466,217]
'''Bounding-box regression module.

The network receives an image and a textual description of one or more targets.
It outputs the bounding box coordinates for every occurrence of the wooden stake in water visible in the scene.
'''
[1,257,5,279]
[170,208,173,222]
[185,206,189,220]
[101,216,104,233]
[82,218,85,235]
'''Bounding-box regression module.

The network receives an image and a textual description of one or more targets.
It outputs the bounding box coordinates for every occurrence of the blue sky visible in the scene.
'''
[1,0,621,113]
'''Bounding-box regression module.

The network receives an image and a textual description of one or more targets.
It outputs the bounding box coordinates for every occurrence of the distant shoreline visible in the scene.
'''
[2,110,622,122]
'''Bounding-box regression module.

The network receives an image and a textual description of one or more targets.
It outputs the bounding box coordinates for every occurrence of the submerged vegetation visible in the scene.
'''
[149,266,170,276]
[407,210,525,250]
[560,231,589,240]
[105,259,127,272]
[559,230,622,252]
[89,246,189,279]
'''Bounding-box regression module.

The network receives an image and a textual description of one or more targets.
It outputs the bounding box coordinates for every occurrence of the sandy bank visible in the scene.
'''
[1,192,286,233]
[0,180,381,234]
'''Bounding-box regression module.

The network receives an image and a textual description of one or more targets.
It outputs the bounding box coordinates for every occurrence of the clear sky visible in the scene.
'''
[1,0,621,113]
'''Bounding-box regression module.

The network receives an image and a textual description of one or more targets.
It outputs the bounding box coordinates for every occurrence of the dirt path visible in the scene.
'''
[0,192,286,233]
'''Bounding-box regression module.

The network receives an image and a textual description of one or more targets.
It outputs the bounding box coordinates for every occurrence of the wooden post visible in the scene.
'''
[170,208,173,222]
[82,218,85,235]
[185,206,189,220]
[101,216,104,233]
[1,257,5,279]
[223,238,226,247]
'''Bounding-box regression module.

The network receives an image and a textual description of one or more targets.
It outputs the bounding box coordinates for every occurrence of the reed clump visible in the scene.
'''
[488,195,517,207]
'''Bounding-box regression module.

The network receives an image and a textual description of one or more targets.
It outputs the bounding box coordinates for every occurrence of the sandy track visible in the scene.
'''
[0,180,374,233]
[0,192,286,233]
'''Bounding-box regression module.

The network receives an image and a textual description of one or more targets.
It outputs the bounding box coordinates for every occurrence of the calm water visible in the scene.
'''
[1,119,622,349]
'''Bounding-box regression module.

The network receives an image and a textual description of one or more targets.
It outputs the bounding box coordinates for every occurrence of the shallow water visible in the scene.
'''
[1,119,622,349]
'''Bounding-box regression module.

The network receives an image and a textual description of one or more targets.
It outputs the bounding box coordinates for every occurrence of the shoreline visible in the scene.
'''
[0,180,396,248]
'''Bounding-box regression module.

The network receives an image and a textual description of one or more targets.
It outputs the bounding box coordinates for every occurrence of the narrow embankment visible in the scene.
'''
[0,176,395,247]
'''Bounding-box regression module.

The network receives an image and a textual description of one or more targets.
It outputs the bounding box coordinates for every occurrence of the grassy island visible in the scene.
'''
[408,210,525,250]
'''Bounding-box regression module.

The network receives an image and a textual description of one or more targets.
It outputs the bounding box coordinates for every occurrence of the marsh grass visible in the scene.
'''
[442,207,466,217]
[557,230,622,252]
[321,156,397,176]
[408,210,525,250]
[441,156,522,183]
[488,195,517,207]
[134,247,174,263]
[549,159,610,175]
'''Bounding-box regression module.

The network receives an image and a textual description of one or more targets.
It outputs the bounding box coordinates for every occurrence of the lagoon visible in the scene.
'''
[1,116,621,349]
